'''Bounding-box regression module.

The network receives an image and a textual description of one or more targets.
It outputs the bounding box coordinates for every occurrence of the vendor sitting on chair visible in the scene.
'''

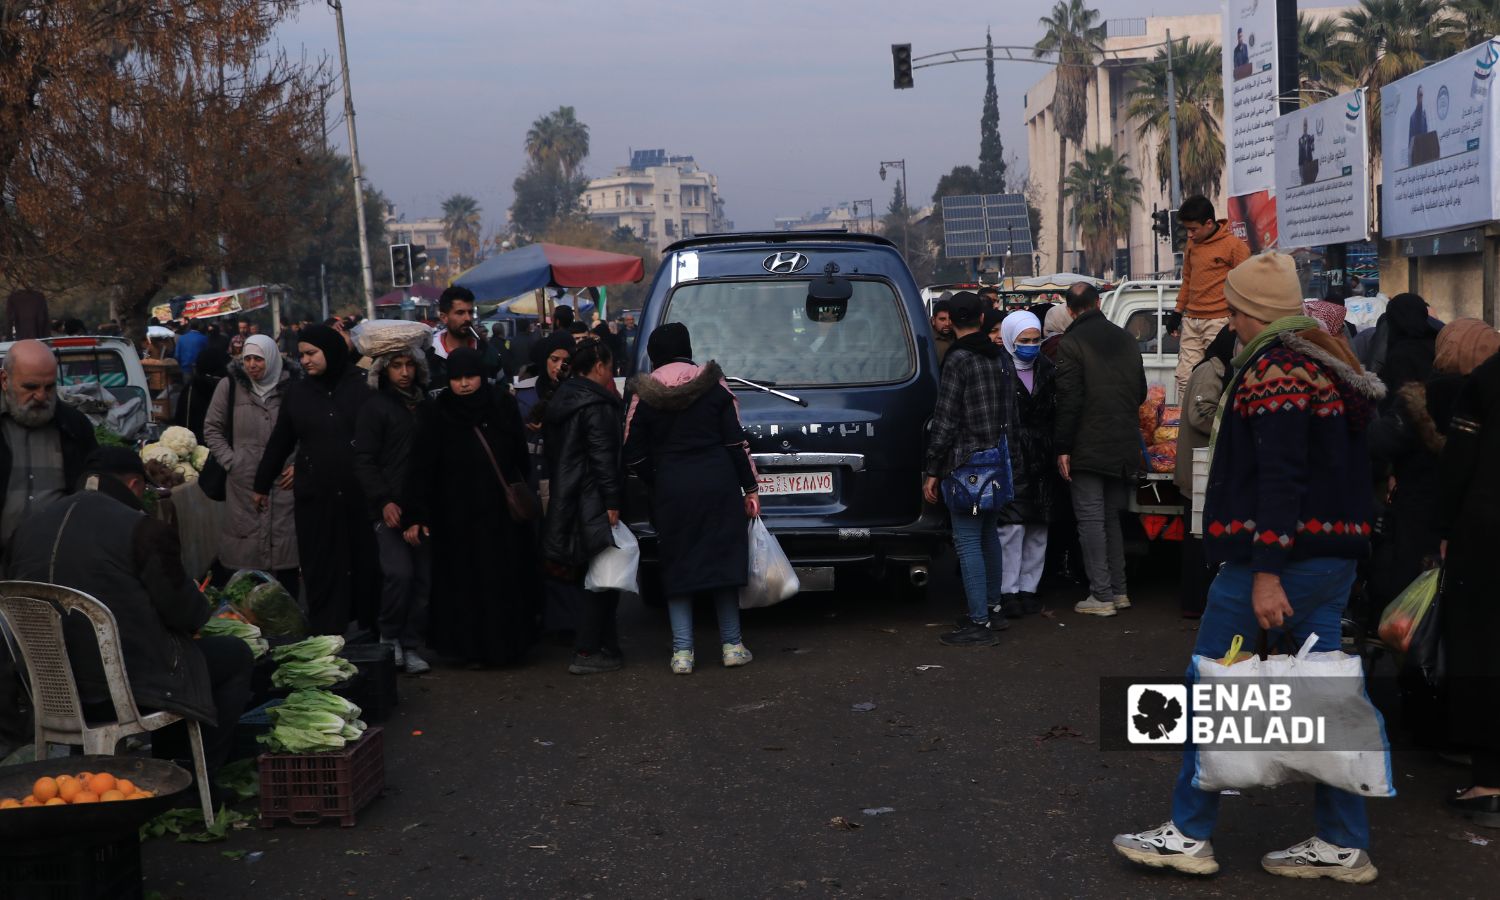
[4,447,253,781]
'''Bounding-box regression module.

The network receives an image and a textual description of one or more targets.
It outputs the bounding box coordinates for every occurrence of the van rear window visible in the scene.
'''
[663,280,914,386]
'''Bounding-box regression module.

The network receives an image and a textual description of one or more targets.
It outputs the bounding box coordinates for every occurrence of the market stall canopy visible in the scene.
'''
[453,243,644,302]
[375,283,444,308]
[1015,273,1108,293]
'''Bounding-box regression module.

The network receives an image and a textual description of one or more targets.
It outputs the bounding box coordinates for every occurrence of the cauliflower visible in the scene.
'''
[190,446,210,471]
[173,461,198,482]
[159,426,198,458]
[140,442,179,466]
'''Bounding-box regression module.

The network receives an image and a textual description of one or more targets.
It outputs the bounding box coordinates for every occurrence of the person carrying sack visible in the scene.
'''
[923,292,1010,647]
[1113,252,1388,883]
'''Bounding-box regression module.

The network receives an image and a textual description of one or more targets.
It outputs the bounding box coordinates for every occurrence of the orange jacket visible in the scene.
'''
[1177,220,1250,319]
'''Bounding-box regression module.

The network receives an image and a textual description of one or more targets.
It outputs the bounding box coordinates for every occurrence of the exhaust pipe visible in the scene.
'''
[908,565,929,587]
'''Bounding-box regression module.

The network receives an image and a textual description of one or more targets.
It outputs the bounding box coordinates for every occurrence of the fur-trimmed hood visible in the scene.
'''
[627,360,725,412]
[1281,329,1387,401]
[366,349,430,390]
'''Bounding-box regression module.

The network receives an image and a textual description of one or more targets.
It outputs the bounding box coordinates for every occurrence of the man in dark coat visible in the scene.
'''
[1053,282,1147,617]
[5,447,253,776]
[353,346,432,674]
[254,324,376,636]
[426,286,498,389]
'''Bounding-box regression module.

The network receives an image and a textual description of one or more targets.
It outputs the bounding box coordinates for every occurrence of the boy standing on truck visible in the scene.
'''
[1173,195,1249,395]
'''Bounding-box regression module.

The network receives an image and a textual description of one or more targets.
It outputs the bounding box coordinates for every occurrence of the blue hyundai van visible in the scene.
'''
[627,231,945,601]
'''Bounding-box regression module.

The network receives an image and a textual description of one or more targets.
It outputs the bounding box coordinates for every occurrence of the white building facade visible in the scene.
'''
[584,150,731,254]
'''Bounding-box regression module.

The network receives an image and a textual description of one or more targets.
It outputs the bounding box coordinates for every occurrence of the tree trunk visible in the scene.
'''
[1055,132,1067,273]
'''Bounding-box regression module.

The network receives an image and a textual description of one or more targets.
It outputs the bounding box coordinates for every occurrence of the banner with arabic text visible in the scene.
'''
[1274,89,1370,249]
[151,286,268,323]
[1222,0,1280,197]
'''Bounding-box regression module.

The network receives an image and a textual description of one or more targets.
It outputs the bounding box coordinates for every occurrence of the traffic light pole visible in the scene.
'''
[1165,30,1183,210]
[330,0,376,321]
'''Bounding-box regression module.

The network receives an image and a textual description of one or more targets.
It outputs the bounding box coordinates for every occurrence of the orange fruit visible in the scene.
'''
[58,779,82,803]
[32,777,58,802]
[125,791,148,801]
[21,796,40,807]
[72,791,99,804]
[100,790,125,802]
[114,779,136,796]
[44,797,65,806]
[136,790,154,799]
[88,773,116,795]
[0,798,20,809]
[77,771,93,783]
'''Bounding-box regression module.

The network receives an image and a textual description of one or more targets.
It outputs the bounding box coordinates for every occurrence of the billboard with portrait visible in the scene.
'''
[1275,89,1371,248]
[1222,0,1280,196]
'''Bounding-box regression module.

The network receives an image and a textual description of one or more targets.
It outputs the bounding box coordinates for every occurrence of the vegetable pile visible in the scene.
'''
[258,636,365,753]
[140,425,211,487]
[206,570,307,639]
[199,617,268,658]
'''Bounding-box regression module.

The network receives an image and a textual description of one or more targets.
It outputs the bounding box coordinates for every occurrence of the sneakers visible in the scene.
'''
[1074,596,1119,617]
[940,620,1000,646]
[958,613,1008,631]
[568,650,624,675]
[1261,837,1378,883]
[402,648,431,675]
[379,638,404,667]
[1020,592,1043,615]
[1113,594,1132,610]
[1000,594,1025,619]
[722,643,754,668]
[670,649,695,674]
[1112,821,1219,875]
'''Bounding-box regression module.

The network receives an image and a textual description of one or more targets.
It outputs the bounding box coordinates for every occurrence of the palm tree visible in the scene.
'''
[1340,0,1460,151]
[1297,13,1356,102]
[1034,0,1104,272]
[441,193,482,271]
[1126,39,1225,202]
[1063,147,1141,278]
[523,105,590,178]
[1451,0,1500,50]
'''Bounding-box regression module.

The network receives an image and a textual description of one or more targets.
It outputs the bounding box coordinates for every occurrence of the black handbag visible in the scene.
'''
[198,378,234,502]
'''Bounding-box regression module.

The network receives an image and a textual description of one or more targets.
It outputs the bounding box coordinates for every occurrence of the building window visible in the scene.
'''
[682,219,692,237]
[586,195,592,207]
[663,192,671,206]
[635,192,644,205]
[640,221,652,238]
[665,219,675,236]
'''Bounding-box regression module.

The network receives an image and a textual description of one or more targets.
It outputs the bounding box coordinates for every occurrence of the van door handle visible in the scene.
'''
[752,452,865,472]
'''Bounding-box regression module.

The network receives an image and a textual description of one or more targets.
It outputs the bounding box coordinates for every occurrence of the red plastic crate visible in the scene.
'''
[257,725,385,828]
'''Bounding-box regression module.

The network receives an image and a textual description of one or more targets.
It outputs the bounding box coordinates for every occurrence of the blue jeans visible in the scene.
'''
[1171,558,1370,849]
[951,510,1002,622]
[668,588,743,651]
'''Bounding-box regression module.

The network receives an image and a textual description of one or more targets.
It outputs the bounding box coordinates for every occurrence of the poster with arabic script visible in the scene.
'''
[1222,0,1279,197]
[1274,89,1370,249]
[1381,39,1500,239]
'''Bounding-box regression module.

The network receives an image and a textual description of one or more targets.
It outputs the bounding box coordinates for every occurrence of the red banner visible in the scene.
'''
[152,286,268,322]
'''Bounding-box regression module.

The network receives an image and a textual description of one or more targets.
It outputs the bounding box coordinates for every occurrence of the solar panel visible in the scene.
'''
[941,193,1034,259]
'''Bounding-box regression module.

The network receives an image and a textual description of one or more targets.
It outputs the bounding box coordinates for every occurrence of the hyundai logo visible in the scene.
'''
[762,251,810,274]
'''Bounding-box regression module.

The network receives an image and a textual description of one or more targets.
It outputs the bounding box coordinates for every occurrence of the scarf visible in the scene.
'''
[297,324,349,385]
[440,347,491,425]
[1208,315,1320,467]
[1433,318,1500,376]
[241,334,283,398]
[1303,300,1347,338]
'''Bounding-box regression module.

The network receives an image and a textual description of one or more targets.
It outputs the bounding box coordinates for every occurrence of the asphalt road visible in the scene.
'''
[144,553,1496,899]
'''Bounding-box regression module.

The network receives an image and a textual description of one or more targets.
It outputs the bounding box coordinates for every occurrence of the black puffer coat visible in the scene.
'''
[253,368,372,501]
[998,352,1057,524]
[1053,308,1148,479]
[352,385,427,522]
[542,377,623,569]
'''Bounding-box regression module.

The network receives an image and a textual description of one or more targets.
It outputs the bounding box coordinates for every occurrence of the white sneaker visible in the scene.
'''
[1074,596,1119,617]
[670,649,694,674]
[1113,594,1132,610]
[403,648,431,675]
[1112,821,1219,875]
[380,639,404,667]
[1261,836,1378,883]
[722,643,753,667]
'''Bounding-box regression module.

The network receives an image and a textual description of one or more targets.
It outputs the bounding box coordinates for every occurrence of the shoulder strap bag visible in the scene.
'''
[473,425,541,523]
[940,434,1014,517]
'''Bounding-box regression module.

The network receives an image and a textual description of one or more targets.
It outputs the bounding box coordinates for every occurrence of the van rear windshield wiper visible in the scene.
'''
[725,375,808,407]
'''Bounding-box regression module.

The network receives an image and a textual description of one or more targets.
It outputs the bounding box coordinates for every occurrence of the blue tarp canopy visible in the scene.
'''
[453,242,644,302]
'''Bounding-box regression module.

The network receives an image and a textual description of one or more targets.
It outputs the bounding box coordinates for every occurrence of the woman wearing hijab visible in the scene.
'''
[204,334,299,593]
[406,347,540,668]
[993,310,1057,619]
[1380,293,1439,401]
[1174,325,1238,617]
[1040,303,1073,361]
[544,339,628,674]
[173,344,231,442]
[624,323,759,673]
[982,308,1005,346]
[253,325,376,635]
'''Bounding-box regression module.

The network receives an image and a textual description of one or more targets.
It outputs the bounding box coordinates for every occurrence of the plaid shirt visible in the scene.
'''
[924,340,1007,477]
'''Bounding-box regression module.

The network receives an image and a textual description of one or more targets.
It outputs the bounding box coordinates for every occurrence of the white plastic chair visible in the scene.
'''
[0,581,214,823]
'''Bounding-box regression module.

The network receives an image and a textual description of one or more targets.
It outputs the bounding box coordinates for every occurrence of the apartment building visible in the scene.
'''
[583,149,731,254]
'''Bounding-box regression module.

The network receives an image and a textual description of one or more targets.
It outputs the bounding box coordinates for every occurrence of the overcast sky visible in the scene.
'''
[279,0,1209,233]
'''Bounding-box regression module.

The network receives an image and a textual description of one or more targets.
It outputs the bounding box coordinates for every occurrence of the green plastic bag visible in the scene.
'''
[1377,568,1440,653]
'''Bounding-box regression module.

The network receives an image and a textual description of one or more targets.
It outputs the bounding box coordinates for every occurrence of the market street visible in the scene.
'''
[144,558,1496,899]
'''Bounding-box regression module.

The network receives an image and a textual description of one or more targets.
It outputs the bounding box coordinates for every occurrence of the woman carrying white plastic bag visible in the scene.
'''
[740,518,800,609]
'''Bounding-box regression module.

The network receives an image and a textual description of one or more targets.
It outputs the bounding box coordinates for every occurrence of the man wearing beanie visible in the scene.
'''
[1114,252,1388,883]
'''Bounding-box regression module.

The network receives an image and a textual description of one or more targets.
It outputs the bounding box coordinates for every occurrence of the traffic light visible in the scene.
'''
[1170,212,1187,253]
[410,244,429,281]
[1151,207,1171,240]
[891,44,914,90]
[389,243,412,287]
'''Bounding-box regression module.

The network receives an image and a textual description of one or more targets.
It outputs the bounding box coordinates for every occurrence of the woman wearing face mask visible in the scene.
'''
[993,310,1058,619]
[253,324,377,635]
[406,347,540,668]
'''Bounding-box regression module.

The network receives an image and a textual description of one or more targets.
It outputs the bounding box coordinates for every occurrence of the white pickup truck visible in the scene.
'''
[1100,279,1188,546]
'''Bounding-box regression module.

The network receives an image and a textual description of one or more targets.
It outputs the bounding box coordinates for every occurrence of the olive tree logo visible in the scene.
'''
[1127,684,1187,744]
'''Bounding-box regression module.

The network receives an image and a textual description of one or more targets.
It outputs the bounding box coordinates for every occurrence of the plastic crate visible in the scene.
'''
[257,725,385,828]
[230,698,283,761]
[0,831,143,900]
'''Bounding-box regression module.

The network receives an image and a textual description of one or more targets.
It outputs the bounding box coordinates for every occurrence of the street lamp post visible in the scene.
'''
[329,0,376,320]
[879,159,909,262]
[849,199,875,234]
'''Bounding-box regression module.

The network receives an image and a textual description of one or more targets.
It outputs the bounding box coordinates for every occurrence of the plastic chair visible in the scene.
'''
[0,581,214,823]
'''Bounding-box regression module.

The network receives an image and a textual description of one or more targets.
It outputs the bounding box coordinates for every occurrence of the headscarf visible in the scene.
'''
[981,308,1005,345]
[1043,304,1072,338]
[1433,318,1500,376]
[530,332,574,395]
[296,323,348,383]
[438,347,490,424]
[1303,299,1347,337]
[1387,293,1436,339]
[1000,310,1042,370]
[647,322,693,368]
[241,334,283,397]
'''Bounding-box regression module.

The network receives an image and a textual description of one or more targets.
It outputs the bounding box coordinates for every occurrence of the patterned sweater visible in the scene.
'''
[1203,329,1386,574]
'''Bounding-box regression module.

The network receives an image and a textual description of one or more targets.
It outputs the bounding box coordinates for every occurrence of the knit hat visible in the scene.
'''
[647,322,693,368]
[1224,252,1304,323]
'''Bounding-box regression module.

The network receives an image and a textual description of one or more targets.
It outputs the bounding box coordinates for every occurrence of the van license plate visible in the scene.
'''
[757,471,833,496]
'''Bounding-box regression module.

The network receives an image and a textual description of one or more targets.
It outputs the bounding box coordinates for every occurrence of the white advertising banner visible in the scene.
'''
[1222,0,1280,197]
[1381,39,1500,239]
[1274,89,1370,248]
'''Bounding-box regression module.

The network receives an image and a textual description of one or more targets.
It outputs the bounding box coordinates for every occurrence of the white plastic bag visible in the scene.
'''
[1192,633,1394,798]
[584,522,639,593]
[739,518,800,609]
